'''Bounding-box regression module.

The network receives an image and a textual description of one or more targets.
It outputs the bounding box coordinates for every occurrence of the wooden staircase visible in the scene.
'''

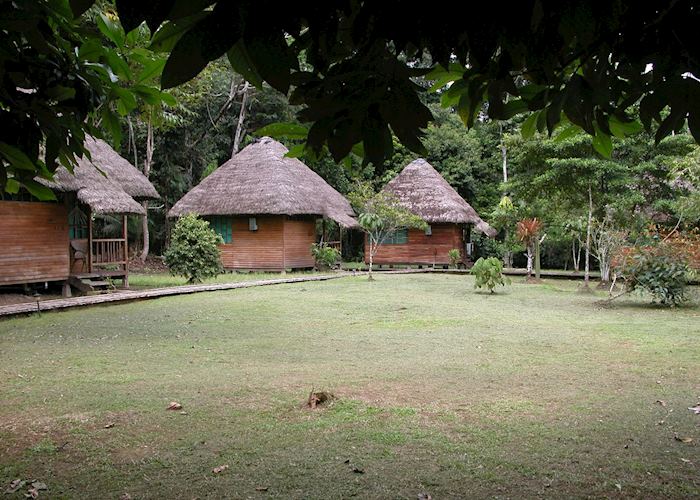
[68,274,115,294]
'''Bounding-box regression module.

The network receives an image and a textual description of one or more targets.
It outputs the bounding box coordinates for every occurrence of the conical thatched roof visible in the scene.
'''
[384,159,496,237]
[41,136,160,215]
[168,137,357,227]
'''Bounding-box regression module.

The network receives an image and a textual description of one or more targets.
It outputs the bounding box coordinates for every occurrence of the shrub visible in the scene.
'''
[311,243,341,269]
[164,214,223,283]
[619,244,690,306]
[447,249,461,267]
[471,257,509,293]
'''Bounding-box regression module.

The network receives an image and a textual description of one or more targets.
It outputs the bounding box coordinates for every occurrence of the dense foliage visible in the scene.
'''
[163,214,223,283]
[447,249,461,268]
[471,257,509,294]
[310,243,341,270]
[350,183,426,279]
[0,1,172,198]
[618,244,691,306]
[71,1,700,167]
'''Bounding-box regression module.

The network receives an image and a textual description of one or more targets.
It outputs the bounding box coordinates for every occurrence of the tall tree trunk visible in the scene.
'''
[572,239,581,273]
[232,81,250,156]
[583,183,593,288]
[503,228,512,268]
[500,123,508,184]
[139,116,153,262]
[499,123,512,268]
[526,244,533,278]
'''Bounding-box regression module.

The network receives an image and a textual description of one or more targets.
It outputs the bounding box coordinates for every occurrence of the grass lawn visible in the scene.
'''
[1,275,699,498]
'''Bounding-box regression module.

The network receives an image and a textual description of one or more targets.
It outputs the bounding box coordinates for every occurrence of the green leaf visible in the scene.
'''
[5,178,20,194]
[159,91,177,106]
[102,109,122,147]
[592,129,613,158]
[440,90,460,108]
[46,86,76,101]
[245,31,294,94]
[149,12,209,52]
[161,5,241,89]
[608,116,643,138]
[113,87,137,115]
[132,85,162,105]
[553,124,581,142]
[104,49,132,80]
[78,39,103,61]
[21,179,57,201]
[502,99,528,119]
[284,144,306,158]
[255,122,309,140]
[97,13,125,49]
[137,58,166,84]
[0,143,36,171]
[227,41,263,89]
[521,112,539,139]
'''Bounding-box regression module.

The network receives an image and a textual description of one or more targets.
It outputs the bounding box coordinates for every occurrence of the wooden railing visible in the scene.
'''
[325,240,342,252]
[91,238,127,268]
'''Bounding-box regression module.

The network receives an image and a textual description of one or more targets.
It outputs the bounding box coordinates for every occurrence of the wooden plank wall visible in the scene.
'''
[218,215,317,270]
[365,224,465,265]
[0,201,70,285]
[219,216,284,269]
[283,217,316,268]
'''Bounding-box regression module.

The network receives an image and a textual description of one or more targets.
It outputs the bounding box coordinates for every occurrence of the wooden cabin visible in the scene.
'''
[366,159,496,267]
[169,137,356,271]
[0,137,160,293]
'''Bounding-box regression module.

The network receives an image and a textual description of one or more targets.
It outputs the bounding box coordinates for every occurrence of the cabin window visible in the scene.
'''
[425,225,432,236]
[209,216,233,243]
[248,217,258,231]
[68,207,88,239]
[384,228,408,244]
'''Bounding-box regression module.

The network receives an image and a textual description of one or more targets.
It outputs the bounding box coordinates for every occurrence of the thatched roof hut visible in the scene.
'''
[41,136,159,215]
[384,159,496,237]
[168,137,356,227]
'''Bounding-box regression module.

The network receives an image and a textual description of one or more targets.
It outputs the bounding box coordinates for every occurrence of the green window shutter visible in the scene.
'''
[385,228,408,244]
[210,216,232,243]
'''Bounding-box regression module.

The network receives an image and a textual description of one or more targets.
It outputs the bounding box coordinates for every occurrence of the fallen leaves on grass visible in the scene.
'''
[166,402,182,411]
[655,400,667,407]
[5,479,25,493]
[674,434,694,443]
[342,459,364,474]
[5,480,47,497]
[212,465,229,474]
[255,486,268,492]
[689,405,700,415]
[120,494,132,500]
[418,494,433,500]
[104,422,115,429]
[23,482,47,499]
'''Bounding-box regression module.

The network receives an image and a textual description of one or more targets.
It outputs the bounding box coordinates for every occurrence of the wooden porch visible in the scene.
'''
[69,214,130,289]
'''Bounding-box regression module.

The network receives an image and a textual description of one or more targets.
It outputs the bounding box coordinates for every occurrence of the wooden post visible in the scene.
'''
[123,214,129,288]
[87,210,93,274]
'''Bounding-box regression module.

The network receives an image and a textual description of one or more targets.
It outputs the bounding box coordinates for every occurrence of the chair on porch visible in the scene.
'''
[70,239,88,274]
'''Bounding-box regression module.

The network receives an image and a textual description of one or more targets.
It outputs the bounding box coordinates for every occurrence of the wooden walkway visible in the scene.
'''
[0,274,353,319]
